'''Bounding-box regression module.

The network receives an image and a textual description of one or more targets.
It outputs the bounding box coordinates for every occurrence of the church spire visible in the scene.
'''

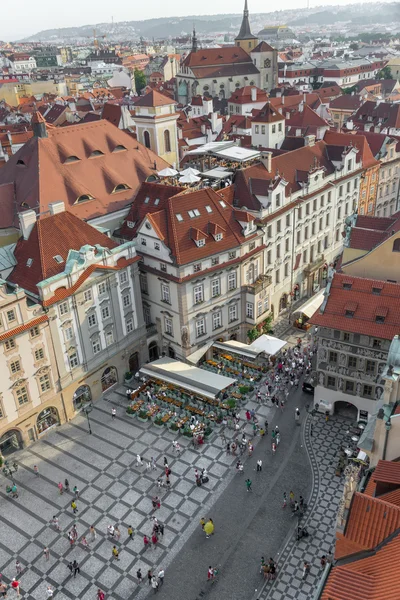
[192,24,198,53]
[235,0,257,42]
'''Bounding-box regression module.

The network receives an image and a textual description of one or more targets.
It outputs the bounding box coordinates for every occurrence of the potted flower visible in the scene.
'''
[169,422,179,431]
[137,409,148,422]
[126,406,136,416]
[154,415,164,427]
[124,371,133,383]
[204,425,213,439]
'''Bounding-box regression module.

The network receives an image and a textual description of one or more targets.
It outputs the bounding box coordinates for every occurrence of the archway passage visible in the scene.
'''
[335,401,358,420]
[73,385,92,411]
[37,407,60,435]
[148,341,159,362]
[101,366,118,392]
[0,429,22,455]
[168,347,175,358]
[129,352,140,373]
[279,294,288,312]
[230,333,237,341]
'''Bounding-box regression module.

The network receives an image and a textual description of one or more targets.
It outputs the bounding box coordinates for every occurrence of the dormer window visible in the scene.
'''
[345,309,354,318]
[127,221,136,229]
[90,150,104,157]
[65,156,80,163]
[112,183,130,193]
[113,145,127,152]
[214,233,223,242]
[375,315,385,324]
[16,159,26,167]
[343,283,352,290]
[196,239,206,247]
[76,194,93,203]
[54,255,64,264]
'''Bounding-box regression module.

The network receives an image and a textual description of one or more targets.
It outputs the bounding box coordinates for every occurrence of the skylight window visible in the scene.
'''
[26,258,33,267]
[54,255,64,264]
[154,198,160,206]
[219,200,227,208]
[176,213,183,222]
[193,209,200,216]
[144,196,150,204]
[205,205,213,213]
[188,210,196,218]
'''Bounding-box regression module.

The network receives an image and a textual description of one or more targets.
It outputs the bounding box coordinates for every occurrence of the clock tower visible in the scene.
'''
[235,0,258,53]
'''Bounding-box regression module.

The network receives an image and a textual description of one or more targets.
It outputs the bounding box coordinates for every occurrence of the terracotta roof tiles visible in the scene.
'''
[134,90,176,107]
[0,315,48,342]
[372,460,400,486]
[310,272,400,340]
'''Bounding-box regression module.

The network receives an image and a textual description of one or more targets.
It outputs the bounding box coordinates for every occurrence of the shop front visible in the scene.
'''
[0,429,23,455]
[73,385,92,411]
[101,366,118,392]
[303,258,328,297]
[37,407,60,436]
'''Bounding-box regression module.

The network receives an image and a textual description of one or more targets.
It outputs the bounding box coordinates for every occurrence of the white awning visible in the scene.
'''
[213,340,261,359]
[293,289,326,319]
[186,341,214,365]
[249,334,287,356]
[201,168,234,179]
[214,146,260,162]
[139,356,236,400]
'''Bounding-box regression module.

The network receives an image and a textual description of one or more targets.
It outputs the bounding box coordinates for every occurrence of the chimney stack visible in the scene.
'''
[31,111,48,138]
[19,209,37,240]
[260,151,273,173]
[49,201,65,215]
[304,135,316,147]
[251,87,257,102]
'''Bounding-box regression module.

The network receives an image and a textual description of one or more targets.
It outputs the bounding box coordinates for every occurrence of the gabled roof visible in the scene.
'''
[101,103,122,126]
[0,120,169,227]
[227,85,268,105]
[353,100,400,130]
[346,212,400,252]
[8,210,117,296]
[329,95,364,111]
[182,46,255,69]
[310,272,400,340]
[252,41,275,53]
[286,104,329,130]
[252,101,284,123]
[134,90,176,107]
[120,182,255,265]
[323,130,380,169]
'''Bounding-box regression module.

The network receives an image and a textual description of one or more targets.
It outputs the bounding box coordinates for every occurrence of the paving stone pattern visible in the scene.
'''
[0,392,272,600]
[260,414,350,600]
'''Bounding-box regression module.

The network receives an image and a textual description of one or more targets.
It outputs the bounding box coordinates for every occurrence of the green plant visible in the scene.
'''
[239,385,250,394]
[154,416,163,425]
[226,398,236,409]
[134,68,146,93]
[204,425,213,436]
[170,423,178,431]
[124,371,132,380]
[138,409,148,420]
[126,406,136,415]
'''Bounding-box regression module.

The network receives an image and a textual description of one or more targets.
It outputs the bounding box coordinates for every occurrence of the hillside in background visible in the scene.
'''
[20,2,400,42]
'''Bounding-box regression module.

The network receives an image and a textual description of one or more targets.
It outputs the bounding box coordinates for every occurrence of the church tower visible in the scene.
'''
[191,25,198,53]
[235,0,258,53]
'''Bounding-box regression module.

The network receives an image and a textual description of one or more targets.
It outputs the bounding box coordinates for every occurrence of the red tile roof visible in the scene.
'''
[322,533,400,600]
[252,102,284,124]
[227,86,268,105]
[0,315,48,342]
[286,104,329,129]
[8,210,117,296]
[134,90,176,107]
[353,100,400,130]
[310,272,400,340]
[372,460,400,486]
[101,103,122,125]
[0,120,169,227]
[252,41,275,52]
[323,130,380,169]
[119,182,255,265]
[329,95,363,111]
[183,46,252,68]
[346,212,400,252]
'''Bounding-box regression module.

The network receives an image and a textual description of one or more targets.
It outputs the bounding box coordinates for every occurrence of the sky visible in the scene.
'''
[1,0,394,40]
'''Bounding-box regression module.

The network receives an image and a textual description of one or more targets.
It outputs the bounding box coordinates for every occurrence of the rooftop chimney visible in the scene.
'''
[31,111,48,138]
[260,151,273,173]
[19,209,37,240]
[251,87,257,102]
[49,201,65,215]
[304,134,316,147]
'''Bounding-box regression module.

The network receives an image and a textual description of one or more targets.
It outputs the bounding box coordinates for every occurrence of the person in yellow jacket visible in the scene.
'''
[204,519,214,539]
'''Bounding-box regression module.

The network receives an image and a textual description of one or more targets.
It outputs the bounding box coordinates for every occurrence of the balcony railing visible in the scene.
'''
[303,254,325,274]
[243,274,272,295]
[146,323,157,336]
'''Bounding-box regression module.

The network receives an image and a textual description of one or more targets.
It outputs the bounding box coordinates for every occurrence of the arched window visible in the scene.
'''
[393,238,400,252]
[143,131,151,149]
[164,130,171,153]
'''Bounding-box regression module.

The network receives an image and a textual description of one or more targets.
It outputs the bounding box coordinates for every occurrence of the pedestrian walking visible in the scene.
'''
[33,465,39,477]
[127,525,133,540]
[151,532,158,548]
[11,579,19,598]
[151,576,159,593]
[272,441,276,454]
[147,570,153,586]
[151,496,161,511]
[302,561,311,580]
[72,560,80,578]
[276,432,281,445]
[310,423,313,437]
[256,459,262,472]
[282,491,287,508]
[136,454,142,467]
[158,522,164,537]
[112,546,120,561]
[97,590,105,600]
[299,495,304,510]
[146,461,151,472]
[151,457,156,470]
[107,525,115,537]
[143,535,150,551]
[0,583,7,598]
[136,568,142,583]
[64,478,70,492]
[73,486,79,498]
[204,519,214,539]
[245,478,252,492]
[114,526,121,541]
[158,569,165,586]
[71,500,78,514]
[81,536,89,550]
[320,555,327,569]
[326,551,333,564]
[50,516,61,531]
[69,533,76,548]
[111,408,116,419]
[90,525,96,541]
[46,585,54,599]
[295,408,300,424]
[15,561,22,576]
[43,547,50,561]
[67,562,73,576]
[207,566,214,581]
[289,490,295,505]
[200,517,205,530]
[71,524,78,540]
[57,482,64,495]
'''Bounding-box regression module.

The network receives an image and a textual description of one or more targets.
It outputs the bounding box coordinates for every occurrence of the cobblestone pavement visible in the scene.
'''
[258,413,351,600]
[0,391,273,600]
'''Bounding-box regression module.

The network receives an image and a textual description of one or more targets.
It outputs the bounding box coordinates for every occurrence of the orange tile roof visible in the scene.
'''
[0,120,169,227]
[372,460,400,486]
[134,90,176,107]
[252,102,284,124]
[0,315,48,342]
[310,272,400,340]
[322,533,400,600]
[8,210,117,296]
[336,492,400,558]
[379,488,400,507]
[323,130,380,169]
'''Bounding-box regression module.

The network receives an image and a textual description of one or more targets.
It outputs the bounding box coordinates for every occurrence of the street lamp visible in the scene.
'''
[82,403,93,435]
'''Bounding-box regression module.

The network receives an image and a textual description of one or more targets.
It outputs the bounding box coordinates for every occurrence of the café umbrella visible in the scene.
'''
[179,173,201,184]
[180,167,200,176]
[158,167,178,177]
